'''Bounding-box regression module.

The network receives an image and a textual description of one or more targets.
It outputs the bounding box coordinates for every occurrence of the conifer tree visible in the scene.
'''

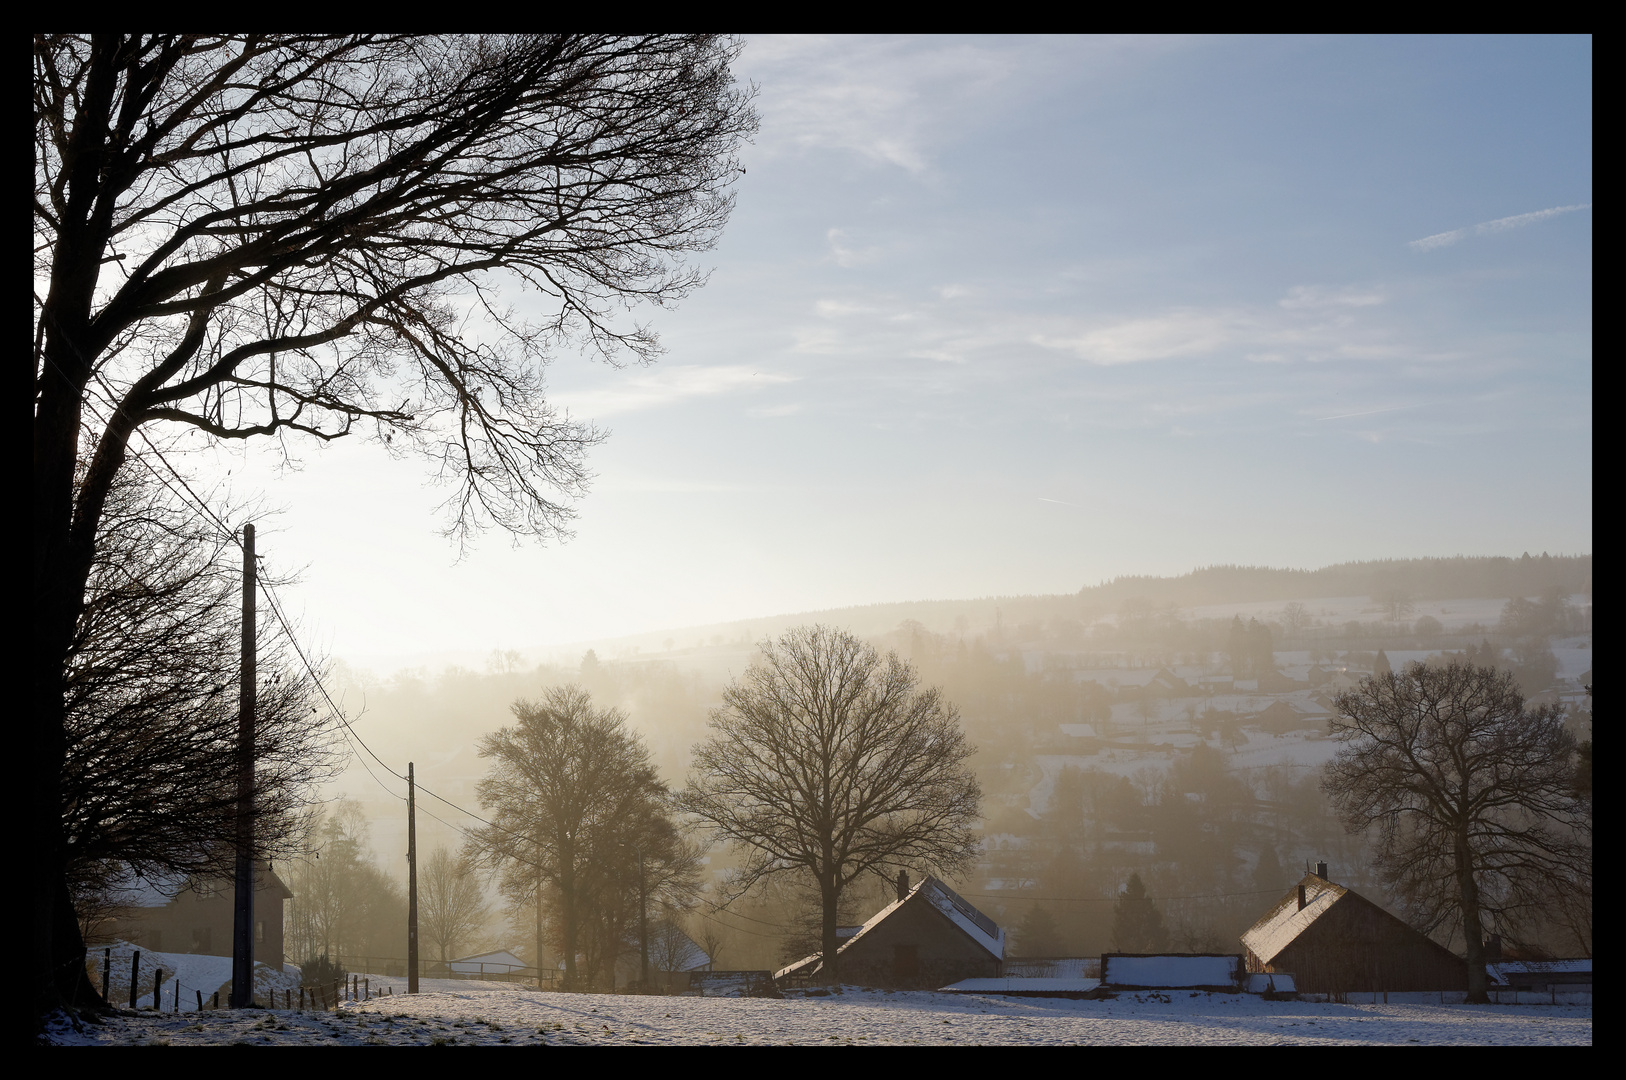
[1111,872,1169,952]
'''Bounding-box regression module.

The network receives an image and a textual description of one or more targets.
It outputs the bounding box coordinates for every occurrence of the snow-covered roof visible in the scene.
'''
[1239,875,1345,964]
[1102,954,1241,989]
[1487,959,1592,985]
[918,878,1003,959]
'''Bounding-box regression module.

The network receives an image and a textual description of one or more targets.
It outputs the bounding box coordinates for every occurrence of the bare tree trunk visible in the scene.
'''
[1456,834,1489,1003]
[560,863,578,988]
[819,867,840,985]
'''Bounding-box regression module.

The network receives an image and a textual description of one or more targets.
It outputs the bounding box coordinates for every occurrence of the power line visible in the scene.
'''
[960,887,1284,904]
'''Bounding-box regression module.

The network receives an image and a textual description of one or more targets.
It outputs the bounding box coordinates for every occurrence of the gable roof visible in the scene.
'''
[1241,872,1459,968]
[774,876,1003,980]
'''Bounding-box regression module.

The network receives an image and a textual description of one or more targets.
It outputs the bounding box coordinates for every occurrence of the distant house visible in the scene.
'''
[441,949,529,981]
[104,862,294,970]
[775,874,1004,989]
[613,925,715,992]
[1240,865,1466,995]
[1255,700,1320,735]
[1256,669,1303,694]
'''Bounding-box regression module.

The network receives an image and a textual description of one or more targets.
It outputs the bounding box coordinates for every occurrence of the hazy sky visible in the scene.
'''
[201,35,1592,666]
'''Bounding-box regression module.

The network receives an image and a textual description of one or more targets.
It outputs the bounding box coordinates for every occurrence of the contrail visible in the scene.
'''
[1409,203,1590,251]
[1316,403,1426,421]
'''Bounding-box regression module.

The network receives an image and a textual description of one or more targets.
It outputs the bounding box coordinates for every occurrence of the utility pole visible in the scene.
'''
[230,523,256,1008]
[407,761,419,994]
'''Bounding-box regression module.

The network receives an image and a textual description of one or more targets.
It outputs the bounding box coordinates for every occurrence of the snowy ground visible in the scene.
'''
[44,982,1591,1046]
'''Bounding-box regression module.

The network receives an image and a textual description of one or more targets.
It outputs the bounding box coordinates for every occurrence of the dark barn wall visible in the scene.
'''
[834,899,999,989]
[110,873,287,969]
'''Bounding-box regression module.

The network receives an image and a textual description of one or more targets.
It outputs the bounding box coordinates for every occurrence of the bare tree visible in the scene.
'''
[1376,589,1416,627]
[1322,661,1590,1001]
[33,34,754,1013]
[463,685,689,989]
[1279,602,1310,636]
[419,846,490,964]
[679,625,982,983]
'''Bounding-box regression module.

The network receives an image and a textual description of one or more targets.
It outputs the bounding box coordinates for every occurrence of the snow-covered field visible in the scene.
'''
[44,982,1591,1046]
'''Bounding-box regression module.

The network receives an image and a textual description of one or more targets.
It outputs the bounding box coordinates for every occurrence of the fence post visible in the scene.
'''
[129,951,140,1009]
[174,977,181,1012]
[101,948,110,1003]
[153,969,162,1010]
[197,989,203,1012]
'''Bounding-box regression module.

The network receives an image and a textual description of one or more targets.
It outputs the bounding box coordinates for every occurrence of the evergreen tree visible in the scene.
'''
[1252,845,1287,896]
[1111,873,1169,953]
[1373,650,1392,677]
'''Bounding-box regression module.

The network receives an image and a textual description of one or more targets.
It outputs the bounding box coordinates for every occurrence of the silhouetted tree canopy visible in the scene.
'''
[32,33,755,1016]
[1323,661,1590,1001]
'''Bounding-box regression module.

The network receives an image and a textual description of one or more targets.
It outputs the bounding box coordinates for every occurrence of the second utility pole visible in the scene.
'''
[408,761,419,994]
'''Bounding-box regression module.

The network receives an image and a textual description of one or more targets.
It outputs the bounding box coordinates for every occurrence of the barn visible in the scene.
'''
[1241,864,1467,995]
[776,874,1004,989]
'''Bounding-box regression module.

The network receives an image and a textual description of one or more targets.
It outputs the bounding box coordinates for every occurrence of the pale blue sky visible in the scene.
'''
[209,35,1592,666]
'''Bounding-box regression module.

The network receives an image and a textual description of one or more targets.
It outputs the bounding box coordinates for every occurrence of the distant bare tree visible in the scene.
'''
[1323,661,1589,1001]
[1280,602,1310,636]
[1376,589,1416,626]
[420,846,490,964]
[679,625,981,983]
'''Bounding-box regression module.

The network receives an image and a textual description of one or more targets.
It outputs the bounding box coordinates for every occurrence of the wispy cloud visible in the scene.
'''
[1408,204,1591,252]
[826,228,885,269]
[561,365,798,418]
[1032,310,1255,365]
[739,35,1196,176]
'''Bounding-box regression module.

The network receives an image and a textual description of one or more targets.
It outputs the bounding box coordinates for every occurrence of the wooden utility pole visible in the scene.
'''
[407,761,419,994]
[230,523,256,1008]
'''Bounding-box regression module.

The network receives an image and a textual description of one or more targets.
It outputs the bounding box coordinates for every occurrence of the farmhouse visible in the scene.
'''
[103,861,294,970]
[776,873,1004,989]
[1240,863,1466,995]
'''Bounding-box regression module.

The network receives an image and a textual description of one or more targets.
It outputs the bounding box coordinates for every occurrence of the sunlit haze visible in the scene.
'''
[188,35,1592,671]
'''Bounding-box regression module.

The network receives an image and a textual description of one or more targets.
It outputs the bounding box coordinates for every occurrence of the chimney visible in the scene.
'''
[1316,861,1328,880]
[1486,934,1503,963]
[1297,884,1307,911]
[896,869,910,902]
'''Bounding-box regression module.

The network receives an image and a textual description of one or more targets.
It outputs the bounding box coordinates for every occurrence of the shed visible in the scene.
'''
[1100,953,1244,991]
[1240,867,1467,994]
